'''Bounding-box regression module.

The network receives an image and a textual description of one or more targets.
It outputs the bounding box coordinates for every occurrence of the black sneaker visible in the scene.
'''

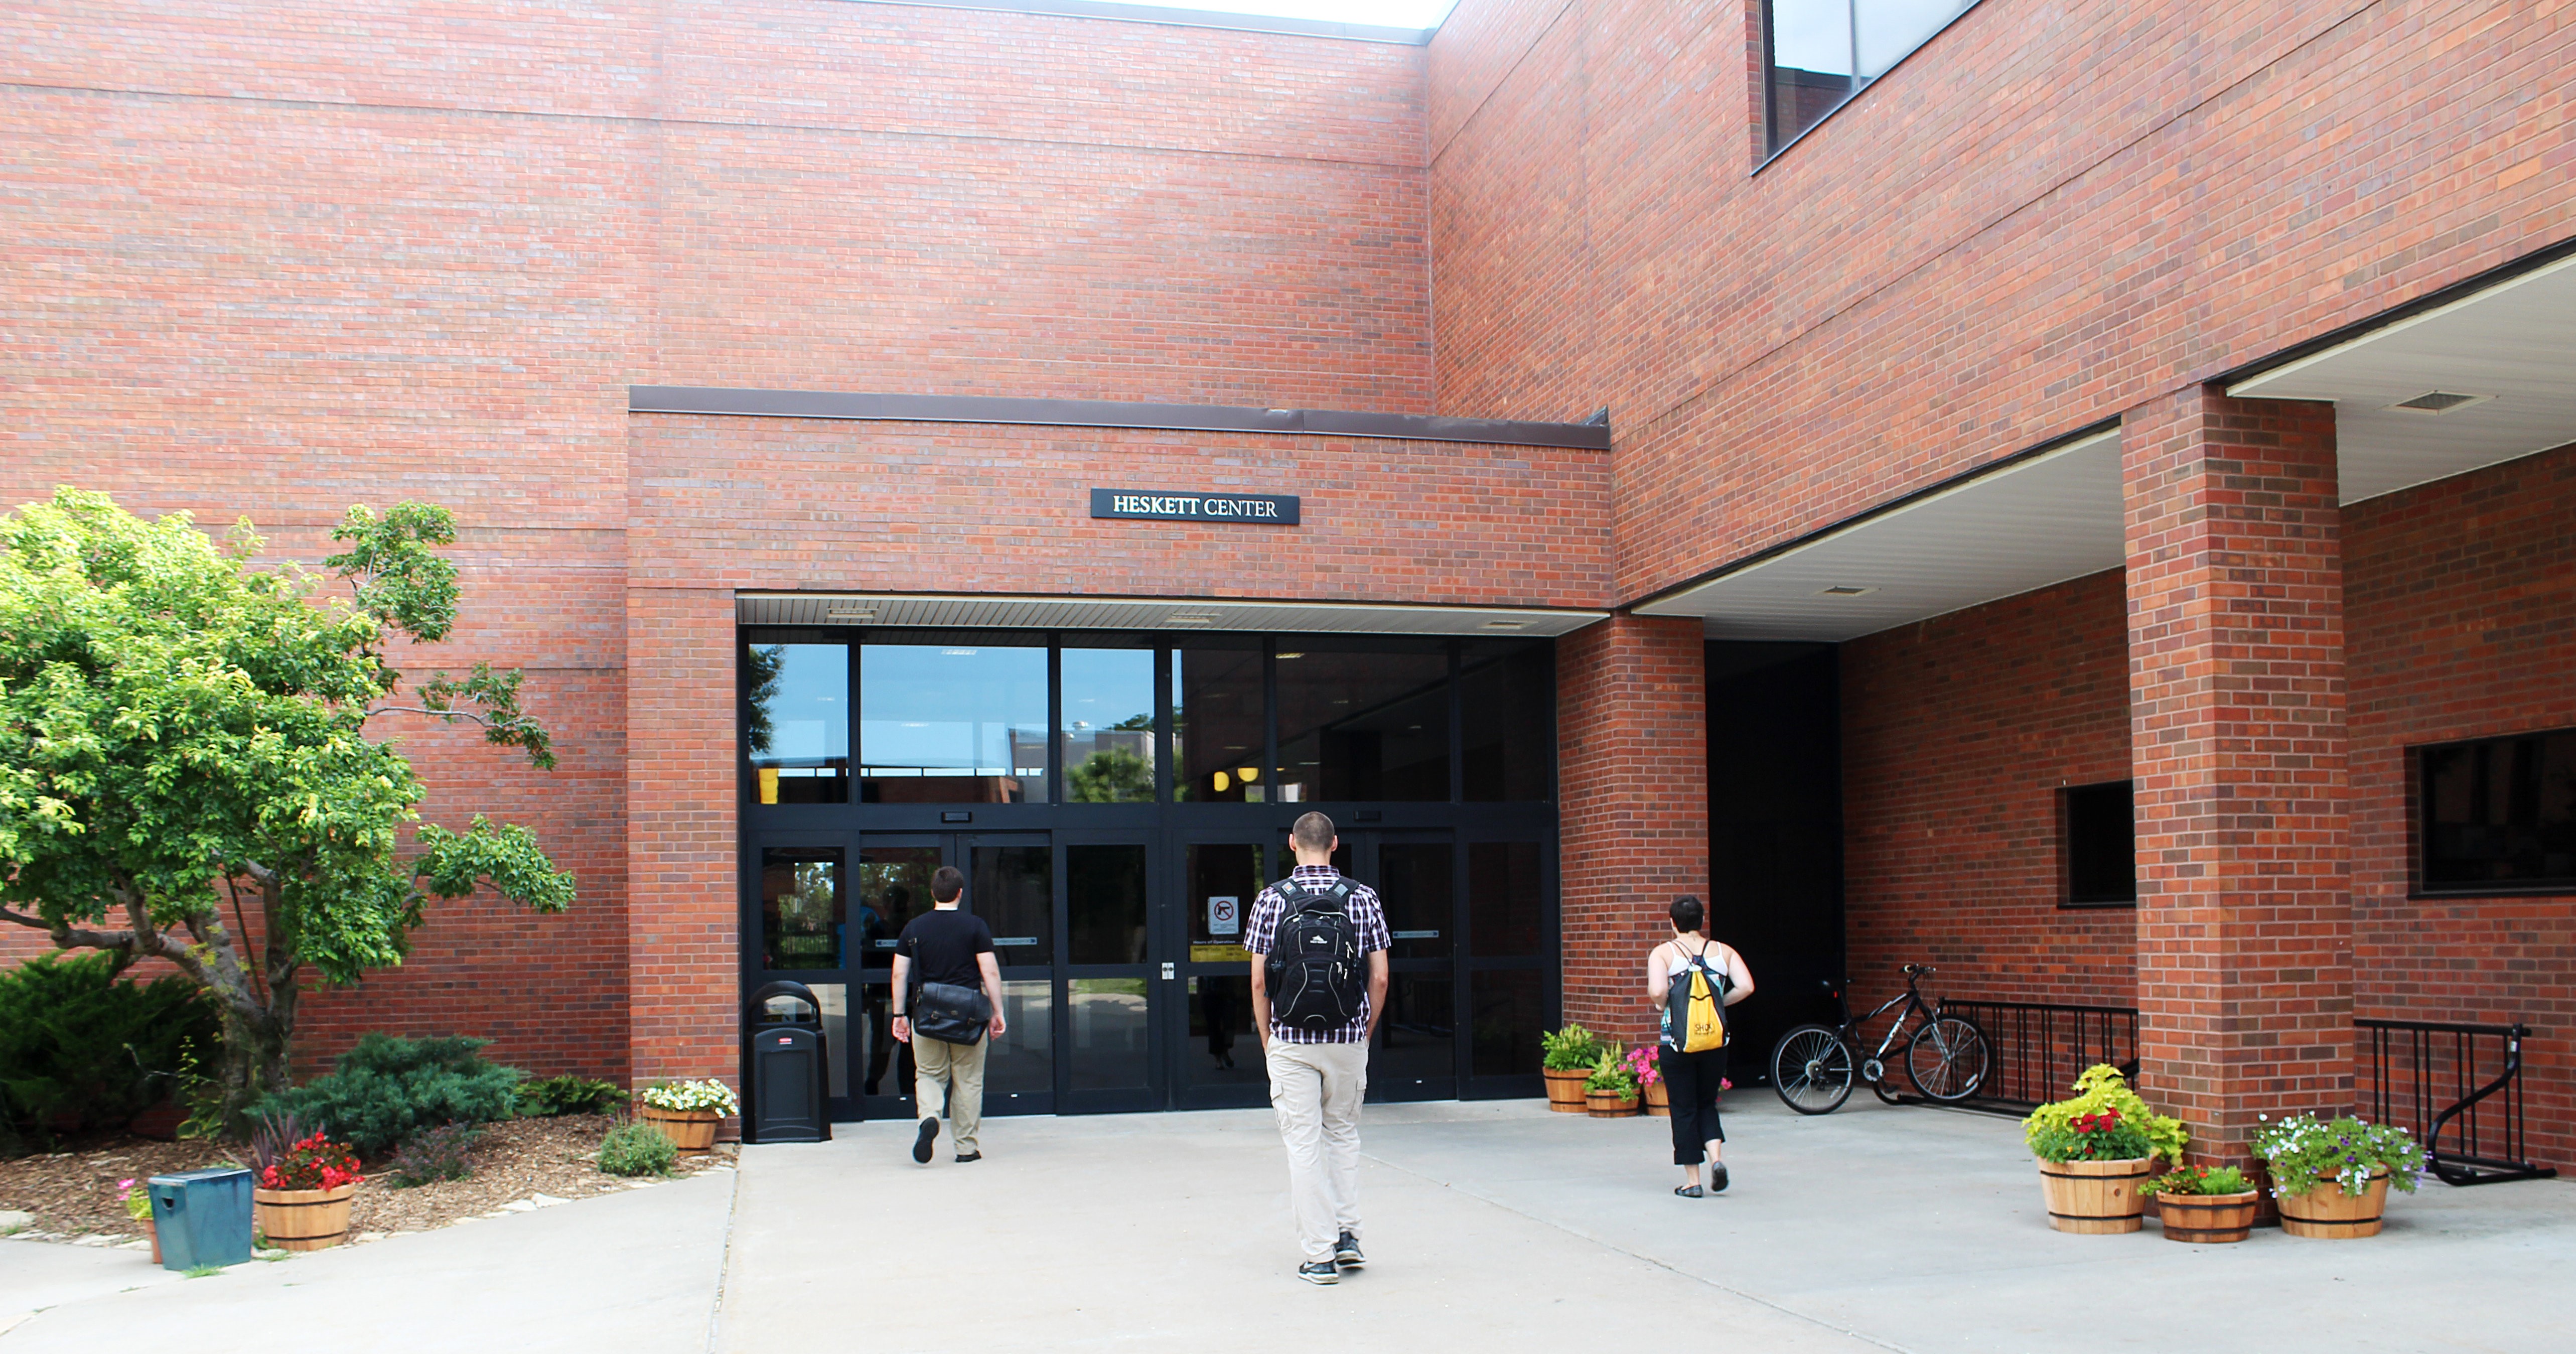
[954,1151,982,1163]
[1333,1232,1365,1267]
[1708,1162,1730,1194]
[912,1117,940,1164]
[1296,1261,1339,1286]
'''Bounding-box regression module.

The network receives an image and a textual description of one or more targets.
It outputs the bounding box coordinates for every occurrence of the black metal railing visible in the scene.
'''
[2358,1017,2557,1186]
[1935,999,2140,1113]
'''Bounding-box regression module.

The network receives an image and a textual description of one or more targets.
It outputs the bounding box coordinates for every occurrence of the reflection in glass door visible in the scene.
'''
[1373,839,1458,1101]
[1062,840,1158,1112]
[1177,841,1269,1108]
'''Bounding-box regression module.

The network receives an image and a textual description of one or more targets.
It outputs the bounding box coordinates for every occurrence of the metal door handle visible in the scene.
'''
[1161,962,1176,981]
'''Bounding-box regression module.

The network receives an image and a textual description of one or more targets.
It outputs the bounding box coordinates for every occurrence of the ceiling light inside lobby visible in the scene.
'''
[2386,390,2493,414]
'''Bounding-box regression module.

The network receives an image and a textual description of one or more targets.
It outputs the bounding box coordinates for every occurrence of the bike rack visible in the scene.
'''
[2359,1017,2557,1186]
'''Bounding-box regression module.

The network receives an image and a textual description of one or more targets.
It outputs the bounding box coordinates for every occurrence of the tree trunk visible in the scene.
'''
[216,1002,296,1135]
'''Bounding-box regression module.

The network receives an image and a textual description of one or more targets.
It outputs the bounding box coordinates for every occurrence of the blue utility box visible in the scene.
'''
[148,1167,253,1270]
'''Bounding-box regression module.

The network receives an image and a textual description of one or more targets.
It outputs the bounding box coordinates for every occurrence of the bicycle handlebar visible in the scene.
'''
[1901,963,1937,978]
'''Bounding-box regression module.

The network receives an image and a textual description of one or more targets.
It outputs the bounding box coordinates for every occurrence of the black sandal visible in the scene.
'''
[1673,1184,1703,1198]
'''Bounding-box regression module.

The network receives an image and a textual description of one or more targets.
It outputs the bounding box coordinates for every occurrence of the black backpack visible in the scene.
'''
[1263,877,1367,1034]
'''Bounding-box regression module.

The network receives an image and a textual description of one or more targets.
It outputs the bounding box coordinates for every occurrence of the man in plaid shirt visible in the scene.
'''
[1246,811,1390,1285]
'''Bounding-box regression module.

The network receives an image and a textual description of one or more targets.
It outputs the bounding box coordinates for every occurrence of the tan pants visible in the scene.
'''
[912,1035,987,1155]
[1266,1040,1368,1262]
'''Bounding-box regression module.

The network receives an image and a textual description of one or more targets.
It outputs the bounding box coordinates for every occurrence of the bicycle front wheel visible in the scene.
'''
[1770,1024,1855,1115]
[1906,1015,1990,1103]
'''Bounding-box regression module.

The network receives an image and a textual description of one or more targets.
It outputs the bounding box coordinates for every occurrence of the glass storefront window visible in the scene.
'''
[1186,843,1266,962]
[1061,647,1156,802]
[1276,647,1450,802]
[1067,976,1150,1092]
[1378,842,1454,960]
[860,643,1049,803]
[1068,844,1148,965]
[760,847,844,970]
[1469,970,1543,1077]
[973,844,1054,965]
[1467,842,1543,957]
[1173,644,1264,802]
[1375,974,1454,1089]
[854,846,940,970]
[985,980,1055,1103]
[1461,642,1551,802]
[748,643,849,804]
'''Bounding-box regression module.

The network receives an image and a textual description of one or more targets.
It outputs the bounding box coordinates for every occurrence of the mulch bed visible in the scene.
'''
[0,1116,736,1248]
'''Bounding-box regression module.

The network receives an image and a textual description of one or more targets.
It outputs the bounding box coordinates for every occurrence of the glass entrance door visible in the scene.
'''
[851,833,1057,1121]
[1060,836,1160,1113]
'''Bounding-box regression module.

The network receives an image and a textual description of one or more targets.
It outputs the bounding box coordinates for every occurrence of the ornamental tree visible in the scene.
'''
[0,489,574,1131]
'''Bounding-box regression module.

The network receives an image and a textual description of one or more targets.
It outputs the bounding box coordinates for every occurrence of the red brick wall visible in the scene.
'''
[1426,0,2576,598]
[1,0,1445,1092]
[628,418,1611,605]
[1841,571,2135,1013]
[2123,389,2351,1163]
[1556,616,1706,1048]
[624,586,740,1089]
[2346,441,2576,1171]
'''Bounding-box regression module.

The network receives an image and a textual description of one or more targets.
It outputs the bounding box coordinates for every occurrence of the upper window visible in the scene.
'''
[1275,643,1451,803]
[2420,729,2576,893]
[858,642,1050,803]
[2061,780,2134,908]
[748,643,849,804]
[1764,0,1979,158]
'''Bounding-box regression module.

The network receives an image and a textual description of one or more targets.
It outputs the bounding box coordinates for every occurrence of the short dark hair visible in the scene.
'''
[1290,811,1336,853]
[1668,894,1705,933]
[931,866,965,904]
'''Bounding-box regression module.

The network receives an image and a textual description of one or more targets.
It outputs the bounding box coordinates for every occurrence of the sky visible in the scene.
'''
[1130,0,1461,28]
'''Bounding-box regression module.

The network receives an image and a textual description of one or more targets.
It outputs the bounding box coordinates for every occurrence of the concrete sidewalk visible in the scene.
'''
[1,1171,736,1354]
[6,1095,2571,1352]
[723,1096,2576,1353]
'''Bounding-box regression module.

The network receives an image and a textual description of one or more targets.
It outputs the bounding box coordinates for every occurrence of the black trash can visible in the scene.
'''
[743,980,831,1144]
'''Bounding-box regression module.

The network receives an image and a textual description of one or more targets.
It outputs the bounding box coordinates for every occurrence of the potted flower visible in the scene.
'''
[1627,1046,1668,1116]
[637,1078,741,1151]
[2148,1163,2259,1243]
[2022,1064,2183,1234]
[251,1128,365,1251]
[1583,1047,1641,1118]
[118,1179,157,1264]
[2252,1113,2425,1239]
[1541,1023,1603,1115]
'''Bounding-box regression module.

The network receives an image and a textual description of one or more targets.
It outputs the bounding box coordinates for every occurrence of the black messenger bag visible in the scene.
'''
[912,981,992,1045]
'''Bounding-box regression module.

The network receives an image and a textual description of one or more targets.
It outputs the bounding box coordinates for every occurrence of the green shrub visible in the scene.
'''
[0,953,222,1150]
[597,1121,676,1178]
[254,1034,523,1157]
[516,1074,627,1118]
[2021,1064,2187,1165]
[387,1123,479,1186]
[1540,1023,1603,1072]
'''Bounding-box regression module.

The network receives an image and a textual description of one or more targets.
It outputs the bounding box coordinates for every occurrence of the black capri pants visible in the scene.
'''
[1658,1044,1728,1165]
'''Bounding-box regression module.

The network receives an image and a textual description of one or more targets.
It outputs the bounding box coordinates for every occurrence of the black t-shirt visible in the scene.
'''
[895,908,995,993]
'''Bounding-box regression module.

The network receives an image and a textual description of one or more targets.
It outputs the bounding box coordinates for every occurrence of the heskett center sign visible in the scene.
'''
[1090,489,1301,525]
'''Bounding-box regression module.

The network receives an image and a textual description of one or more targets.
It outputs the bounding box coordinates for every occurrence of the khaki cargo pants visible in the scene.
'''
[1266,1039,1368,1263]
[913,1034,987,1155]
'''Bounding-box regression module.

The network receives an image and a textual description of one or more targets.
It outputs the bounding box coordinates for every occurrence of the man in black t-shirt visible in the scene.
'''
[890,866,1006,1164]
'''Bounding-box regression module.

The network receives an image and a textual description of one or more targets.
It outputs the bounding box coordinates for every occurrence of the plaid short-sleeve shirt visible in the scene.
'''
[1244,865,1391,1044]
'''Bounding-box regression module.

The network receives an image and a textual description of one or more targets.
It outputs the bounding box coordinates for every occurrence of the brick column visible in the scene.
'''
[2122,386,2351,1168]
[1557,615,1707,1047]
[626,585,741,1095]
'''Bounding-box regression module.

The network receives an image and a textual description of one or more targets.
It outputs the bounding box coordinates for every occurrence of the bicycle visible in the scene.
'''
[1769,964,1990,1114]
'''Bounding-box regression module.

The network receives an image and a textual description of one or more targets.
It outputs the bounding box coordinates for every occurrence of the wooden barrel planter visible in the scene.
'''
[2036,1156,2156,1234]
[1542,1068,1591,1114]
[1644,1081,1671,1117]
[1585,1090,1641,1118]
[2278,1169,2390,1239]
[640,1105,722,1152]
[253,1181,359,1252]
[2155,1190,2259,1243]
